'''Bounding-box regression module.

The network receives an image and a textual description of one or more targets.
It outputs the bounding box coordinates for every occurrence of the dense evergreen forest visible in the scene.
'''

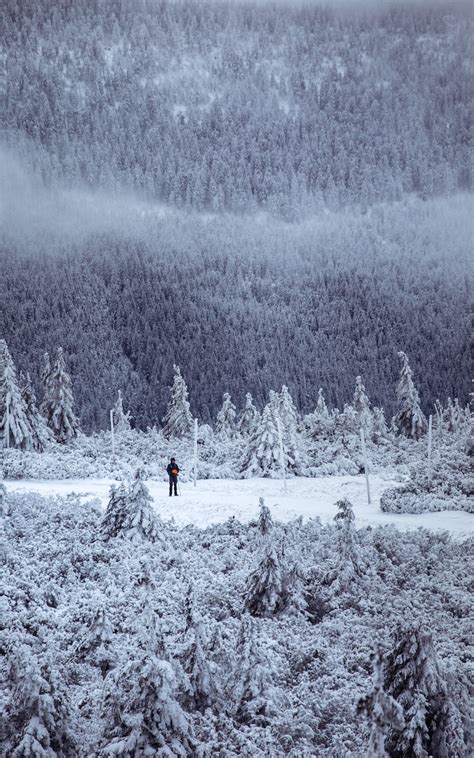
[1,0,472,431]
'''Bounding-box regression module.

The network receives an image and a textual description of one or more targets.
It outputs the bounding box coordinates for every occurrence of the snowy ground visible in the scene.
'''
[6,474,472,537]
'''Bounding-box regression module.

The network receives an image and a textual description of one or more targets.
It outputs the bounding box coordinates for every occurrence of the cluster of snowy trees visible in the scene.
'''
[3,340,469,469]
[0,341,78,451]
[1,484,471,755]
[2,0,471,214]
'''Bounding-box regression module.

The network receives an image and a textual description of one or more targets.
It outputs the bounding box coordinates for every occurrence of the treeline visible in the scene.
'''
[1,198,471,432]
[1,0,472,214]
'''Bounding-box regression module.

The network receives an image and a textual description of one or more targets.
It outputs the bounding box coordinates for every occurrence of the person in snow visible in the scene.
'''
[166,457,180,496]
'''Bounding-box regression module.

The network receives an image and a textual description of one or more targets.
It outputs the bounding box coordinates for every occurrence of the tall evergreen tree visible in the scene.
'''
[384,624,453,758]
[112,390,131,433]
[180,590,214,712]
[41,347,79,443]
[353,375,373,432]
[237,392,259,437]
[20,371,52,452]
[215,392,237,439]
[234,615,276,727]
[162,365,193,439]
[0,339,32,450]
[240,403,280,477]
[358,646,404,757]
[393,352,427,440]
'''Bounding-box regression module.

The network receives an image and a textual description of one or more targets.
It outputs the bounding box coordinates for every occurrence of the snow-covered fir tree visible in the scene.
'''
[74,605,115,677]
[279,385,304,472]
[180,589,214,711]
[101,647,192,756]
[100,483,129,541]
[19,371,52,452]
[121,470,164,544]
[2,645,76,757]
[353,375,373,432]
[234,615,276,727]
[41,347,79,443]
[240,403,280,477]
[303,387,334,439]
[372,406,390,444]
[384,624,452,758]
[244,538,285,617]
[112,390,131,433]
[162,365,193,439]
[393,351,427,440]
[215,392,237,438]
[0,340,32,450]
[237,392,259,437]
[358,646,405,757]
[328,498,368,600]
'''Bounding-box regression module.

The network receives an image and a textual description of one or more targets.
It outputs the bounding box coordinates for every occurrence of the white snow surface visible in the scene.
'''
[6,474,472,537]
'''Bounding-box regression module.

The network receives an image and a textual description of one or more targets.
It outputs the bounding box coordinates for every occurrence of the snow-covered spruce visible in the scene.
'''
[162,364,193,440]
[357,646,404,757]
[20,371,53,452]
[112,390,131,433]
[40,347,80,444]
[0,339,32,450]
[393,351,427,440]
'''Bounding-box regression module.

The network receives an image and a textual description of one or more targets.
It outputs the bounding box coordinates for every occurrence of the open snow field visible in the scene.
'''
[6,474,472,537]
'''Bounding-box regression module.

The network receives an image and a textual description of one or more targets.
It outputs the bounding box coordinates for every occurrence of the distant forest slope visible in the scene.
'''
[1,0,472,431]
[1,197,471,431]
[1,0,472,213]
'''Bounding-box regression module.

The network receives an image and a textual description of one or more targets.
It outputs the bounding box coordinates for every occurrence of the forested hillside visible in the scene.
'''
[1,0,472,431]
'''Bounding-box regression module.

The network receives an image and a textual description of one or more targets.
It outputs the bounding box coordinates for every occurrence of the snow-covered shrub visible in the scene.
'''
[381,445,473,513]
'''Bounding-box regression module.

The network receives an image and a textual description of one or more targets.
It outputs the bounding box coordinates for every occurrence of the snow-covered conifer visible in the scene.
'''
[100,483,129,540]
[244,539,285,617]
[75,605,115,677]
[180,590,214,711]
[2,646,76,757]
[372,406,389,444]
[162,365,193,439]
[279,385,304,472]
[0,340,32,450]
[358,646,404,757]
[328,499,367,598]
[20,371,52,451]
[303,387,334,439]
[112,390,131,433]
[240,403,280,477]
[237,392,259,437]
[234,615,276,726]
[101,649,192,756]
[41,347,79,443]
[121,470,164,544]
[384,624,451,757]
[353,375,373,431]
[215,392,237,438]
[393,352,427,440]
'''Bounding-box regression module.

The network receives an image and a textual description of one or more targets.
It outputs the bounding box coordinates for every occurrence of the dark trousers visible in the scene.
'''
[169,477,178,496]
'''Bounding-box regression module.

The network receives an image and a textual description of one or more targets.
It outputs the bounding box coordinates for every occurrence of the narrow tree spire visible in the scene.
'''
[162,365,193,439]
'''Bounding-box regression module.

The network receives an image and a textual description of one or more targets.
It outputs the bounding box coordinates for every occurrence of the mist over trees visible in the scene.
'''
[0,0,471,432]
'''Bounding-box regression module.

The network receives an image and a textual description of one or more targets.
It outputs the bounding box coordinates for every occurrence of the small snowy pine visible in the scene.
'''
[357,646,404,757]
[237,392,259,437]
[121,470,164,544]
[240,403,280,477]
[112,390,131,433]
[244,539,285,617]
[215,392,237,439]
[393,351,427,440]
[162,365,193,439]
[100,483,129,541]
